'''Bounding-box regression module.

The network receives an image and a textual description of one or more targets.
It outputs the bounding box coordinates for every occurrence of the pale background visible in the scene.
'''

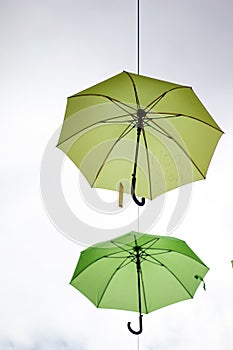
[1,0,233,349]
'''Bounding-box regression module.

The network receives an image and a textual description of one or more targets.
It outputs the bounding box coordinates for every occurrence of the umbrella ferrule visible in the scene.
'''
[137,108,146,128]
[135,248,141,273]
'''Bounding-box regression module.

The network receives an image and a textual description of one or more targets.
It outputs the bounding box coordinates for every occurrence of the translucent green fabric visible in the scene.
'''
[70,231,209,313]
[57,71,223,199]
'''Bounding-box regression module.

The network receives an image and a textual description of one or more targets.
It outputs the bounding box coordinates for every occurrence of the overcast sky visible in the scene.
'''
[1,0,233,349]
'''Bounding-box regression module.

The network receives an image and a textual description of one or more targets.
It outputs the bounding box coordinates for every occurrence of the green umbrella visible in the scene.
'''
[57,71,223,206]
[70,231,208,334]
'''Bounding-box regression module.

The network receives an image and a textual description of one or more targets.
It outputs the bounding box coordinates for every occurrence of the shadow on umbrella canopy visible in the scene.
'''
[57,71,223,207]
[70,231,208,335]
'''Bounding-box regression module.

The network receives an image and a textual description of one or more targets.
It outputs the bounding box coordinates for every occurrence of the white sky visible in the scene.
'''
[1,0,233,349]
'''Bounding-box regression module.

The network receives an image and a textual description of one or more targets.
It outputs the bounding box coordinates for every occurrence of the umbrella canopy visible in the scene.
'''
[57,71,223,206]
[70,231,209,334]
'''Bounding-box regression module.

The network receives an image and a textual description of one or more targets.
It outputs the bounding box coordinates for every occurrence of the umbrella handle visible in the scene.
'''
[131,176,145,207]
[127,314,143,335]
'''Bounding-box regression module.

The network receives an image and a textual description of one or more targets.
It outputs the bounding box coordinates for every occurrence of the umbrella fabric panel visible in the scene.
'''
[58,124,129,178]
[149,86,221,129]
[58,118,220,199]
[71,255,132,308]
[63,72,182,121]
[94,260,143,312]
[71,252,149,313]
[64,71,222,133]
[77,232,207,265]
[147,114,222,176]
[140,260,193,312]
[58,114,222,201]
[58,101,132,146]
[137,234,206,265]
[71,245,122,277]
[58,118,212,201]
[143,128,202,199]
[58,124,152,198]
[118,72,182,109]
[64,72,136,119]
[140,251,208,313]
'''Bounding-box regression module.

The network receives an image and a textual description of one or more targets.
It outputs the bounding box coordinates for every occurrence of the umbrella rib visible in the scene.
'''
[146,122,173,139]
[140,237,160,249]
[118,256,136,269]
[71,254,110,281]
[111,240,134,253]
[71,250,131,281]
[102,120,133,124]
[124,71,140,108]
[148,120,206,179]
[56,114,133,147]
[142,128,153,200]
[104,255,132,259]
[145,250,172,256]
[69,93,137,113]
[147,256,193,298]
[91,122,135,187]
[147,247,208,267]
[147,112,223,133]
[145,86,191,112]
[96,256,131,308]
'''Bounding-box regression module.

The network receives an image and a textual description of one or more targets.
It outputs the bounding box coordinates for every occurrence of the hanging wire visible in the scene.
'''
[138,206,140,232]
[137,3,141,349]
[137,0,140,74]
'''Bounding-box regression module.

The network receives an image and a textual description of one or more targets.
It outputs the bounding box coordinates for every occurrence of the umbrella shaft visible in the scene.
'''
[136,249,142,316]
[133,127,142,178]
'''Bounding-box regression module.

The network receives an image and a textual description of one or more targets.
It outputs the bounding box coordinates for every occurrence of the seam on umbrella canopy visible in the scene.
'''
[57,109,223,148]
[134,236,160,249]
[68,84,190,120]
[147,247,208,268]
[145,86,192,111]
[70,248,134,281]
[90,122,136,187]
[148,120,206,179]
[56,113,133,147]
[124,71,140,108]
[111,239,135,252]
[96,255,149,313]
[145,254,194,298]
[147,112,224,133]
[58,114,222,194]
[136,235,207,266]
[69,93,137,114]
[96,256,130,308]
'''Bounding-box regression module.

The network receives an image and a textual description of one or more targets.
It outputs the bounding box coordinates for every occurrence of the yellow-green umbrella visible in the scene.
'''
[57,71,223,206]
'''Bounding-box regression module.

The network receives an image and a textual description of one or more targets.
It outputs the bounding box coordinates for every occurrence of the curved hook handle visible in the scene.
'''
[131,176,145,207]
[127,315,143,335]
[132,192,145,207]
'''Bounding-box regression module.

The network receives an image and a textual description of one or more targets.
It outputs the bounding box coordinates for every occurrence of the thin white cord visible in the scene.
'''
[137,206,139,232]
